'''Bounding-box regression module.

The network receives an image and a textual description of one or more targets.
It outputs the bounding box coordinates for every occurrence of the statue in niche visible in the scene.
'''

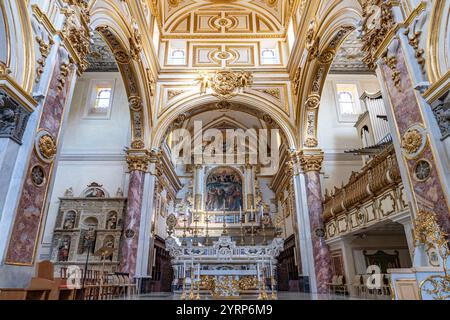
[58,237,71,262]
[115,187,124,197]
[102,237,114,261]
[64,187,74,197]
[63,212,76,230]
[78,228,96,254]
[106,212,117,230]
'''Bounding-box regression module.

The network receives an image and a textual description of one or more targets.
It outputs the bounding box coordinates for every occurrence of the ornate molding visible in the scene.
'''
[299,152,324,173]
[359,0,396,69]
[197,70,253,100]
[126,149,151,172]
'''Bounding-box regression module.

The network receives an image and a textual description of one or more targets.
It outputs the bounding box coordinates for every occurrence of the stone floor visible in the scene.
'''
[127,292,385,300]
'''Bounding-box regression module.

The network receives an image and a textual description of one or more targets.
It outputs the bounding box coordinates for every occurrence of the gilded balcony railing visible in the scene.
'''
[323,145,401,221]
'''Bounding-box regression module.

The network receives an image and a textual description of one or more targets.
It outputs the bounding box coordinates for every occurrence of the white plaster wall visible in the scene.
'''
[61,72,131,154]
[38,72,131,259]
[318,74,382,192]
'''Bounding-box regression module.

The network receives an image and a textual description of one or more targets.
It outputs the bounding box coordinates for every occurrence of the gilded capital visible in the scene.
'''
[299,152,324,173]
[126,149,151,172]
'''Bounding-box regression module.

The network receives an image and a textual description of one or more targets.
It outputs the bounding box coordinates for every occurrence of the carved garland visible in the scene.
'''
[96,26,146,147]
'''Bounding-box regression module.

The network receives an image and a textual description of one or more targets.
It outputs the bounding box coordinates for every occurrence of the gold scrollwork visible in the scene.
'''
[414,211,449,300]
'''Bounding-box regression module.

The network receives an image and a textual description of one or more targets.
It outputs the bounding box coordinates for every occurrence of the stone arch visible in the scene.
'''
[152,93,298,150]
[0,0,35,92]
[297,6,362,148]
[89,5,152,148]
[427,0,450,84]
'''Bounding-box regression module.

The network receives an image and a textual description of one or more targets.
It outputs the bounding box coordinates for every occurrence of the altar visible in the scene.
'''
[165,236,284,299]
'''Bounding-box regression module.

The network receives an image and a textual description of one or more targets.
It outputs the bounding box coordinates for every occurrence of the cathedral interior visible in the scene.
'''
[0,0,449,301]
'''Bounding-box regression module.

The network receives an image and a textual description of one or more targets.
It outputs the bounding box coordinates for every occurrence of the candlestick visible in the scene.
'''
[181,216,187,246]
[251,220,255,246]
[193,211,199,246]
[240,215,245,245]
[221,210,228,236]
[204,215,210,246]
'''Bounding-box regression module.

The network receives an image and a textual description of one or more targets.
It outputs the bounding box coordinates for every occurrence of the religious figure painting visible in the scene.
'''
[206,167,242,212]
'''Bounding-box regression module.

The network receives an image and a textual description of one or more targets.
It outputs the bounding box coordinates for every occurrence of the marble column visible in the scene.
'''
[244,163,254,219]
[377,43,450,236]
[120,149,151,276]
[4,47,76,266]
[299,151,333,294]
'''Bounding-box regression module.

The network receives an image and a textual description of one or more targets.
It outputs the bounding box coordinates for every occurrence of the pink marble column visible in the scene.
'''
[5,49,75,265]
[379,46,450,234]
[120,150,150,276]
[300,153,333,294]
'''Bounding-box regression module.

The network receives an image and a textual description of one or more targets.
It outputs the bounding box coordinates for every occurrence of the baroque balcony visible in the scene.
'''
[323,145,409,240]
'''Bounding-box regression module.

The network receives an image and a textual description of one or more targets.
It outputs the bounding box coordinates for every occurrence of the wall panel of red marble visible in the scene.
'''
[380,46,450,234]
[5,50,75,265]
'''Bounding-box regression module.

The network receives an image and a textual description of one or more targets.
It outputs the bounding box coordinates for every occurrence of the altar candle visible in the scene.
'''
[239,206,242,221]
[198,264,200,278]
[183,262,186,277]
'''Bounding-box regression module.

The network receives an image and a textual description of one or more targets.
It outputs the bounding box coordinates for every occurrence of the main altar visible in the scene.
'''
[165,236,284,299]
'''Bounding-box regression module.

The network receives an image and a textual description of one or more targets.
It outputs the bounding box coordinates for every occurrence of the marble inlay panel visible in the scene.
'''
[381,47,450,234]
[5,52,74,265]
[304,171,333,294]
[120,170,145,275]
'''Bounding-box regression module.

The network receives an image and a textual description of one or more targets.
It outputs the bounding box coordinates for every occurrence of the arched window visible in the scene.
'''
[170,49,185,65]
[336,83,359,116]
[94,87,112,109]
[261,48,279,65]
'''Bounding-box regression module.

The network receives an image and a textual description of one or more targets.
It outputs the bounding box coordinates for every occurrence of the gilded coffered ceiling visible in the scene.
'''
[86,32,119,72]
[153,0,296,38]
[330,31,372,74]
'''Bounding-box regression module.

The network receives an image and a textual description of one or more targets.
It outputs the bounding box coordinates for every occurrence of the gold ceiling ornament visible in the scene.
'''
[129,19,143,60]
[60,1,91,73]
[57,61,71,92]
[414,210,450,300]
[126,149,151,172]
[305,19,319,60]
[146,69,156,97]
[401,128,423,155]
[404,28,425,72]
[130,139,145,149]
[197,70,253,99]
[305,94,321,109]
[128,95,143,112]
[166,213,178,236]
[304,137,318,148]
[359,0,396,69]
[168,90,185,101]
[38,133,57,161]
[35,36,54,83]
[299,152,324,173]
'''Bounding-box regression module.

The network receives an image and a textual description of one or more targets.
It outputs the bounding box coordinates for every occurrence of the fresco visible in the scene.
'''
[206,167,243,212]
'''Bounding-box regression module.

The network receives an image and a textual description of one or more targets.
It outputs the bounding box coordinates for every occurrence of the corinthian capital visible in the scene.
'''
[126,149,151,172]
[299,152,324,173]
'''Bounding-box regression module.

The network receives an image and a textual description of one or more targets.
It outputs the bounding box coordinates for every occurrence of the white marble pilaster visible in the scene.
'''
[292,172,317,293]
[135,171,156,277]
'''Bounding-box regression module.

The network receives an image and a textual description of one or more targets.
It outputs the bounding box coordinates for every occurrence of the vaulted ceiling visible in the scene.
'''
[155,0,294,38]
